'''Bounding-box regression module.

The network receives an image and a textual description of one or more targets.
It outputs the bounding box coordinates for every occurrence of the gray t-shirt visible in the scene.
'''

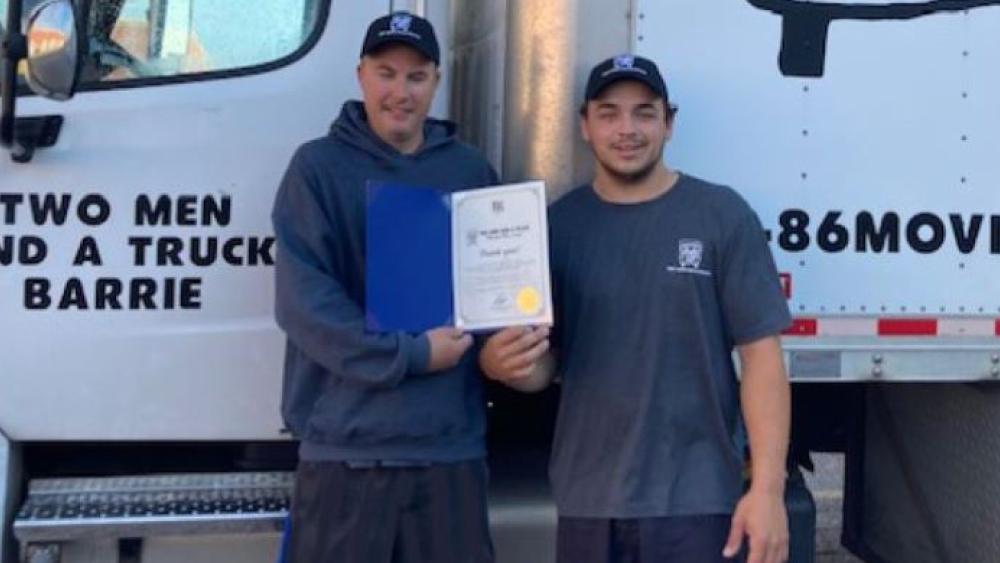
[548,174,791,518]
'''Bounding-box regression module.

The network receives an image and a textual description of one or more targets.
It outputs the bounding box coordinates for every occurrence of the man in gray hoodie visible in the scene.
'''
[272,11,497,563]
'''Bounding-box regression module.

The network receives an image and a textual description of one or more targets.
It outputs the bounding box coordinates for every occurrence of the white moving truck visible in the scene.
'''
[3,1,1000,562]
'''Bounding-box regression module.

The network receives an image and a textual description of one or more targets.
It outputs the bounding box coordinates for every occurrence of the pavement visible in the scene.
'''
[804,453,864,563]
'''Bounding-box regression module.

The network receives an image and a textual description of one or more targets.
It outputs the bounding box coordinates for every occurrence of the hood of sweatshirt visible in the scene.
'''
[330,100,458,167]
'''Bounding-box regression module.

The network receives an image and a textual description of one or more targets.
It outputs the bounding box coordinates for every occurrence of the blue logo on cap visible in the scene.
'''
[390,14,413,33]
[602,54,646,78]
[613,54,635,70]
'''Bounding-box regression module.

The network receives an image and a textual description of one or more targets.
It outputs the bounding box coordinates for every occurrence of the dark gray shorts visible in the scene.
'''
[286,459,494,563]
[557,514,745,563]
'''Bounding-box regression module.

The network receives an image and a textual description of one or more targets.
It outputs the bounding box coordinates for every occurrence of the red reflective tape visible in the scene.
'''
[778,273,792,299]
[784,318,817,336]
[996,319,1000,337]
[878,319,937,336]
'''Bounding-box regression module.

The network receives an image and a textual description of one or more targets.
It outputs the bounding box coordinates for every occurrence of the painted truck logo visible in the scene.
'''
[746,0,1000,76]
[0,193,275,311]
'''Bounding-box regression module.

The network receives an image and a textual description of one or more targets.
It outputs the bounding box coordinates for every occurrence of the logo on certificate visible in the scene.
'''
[491,200,505,214]
[492,293,510,309]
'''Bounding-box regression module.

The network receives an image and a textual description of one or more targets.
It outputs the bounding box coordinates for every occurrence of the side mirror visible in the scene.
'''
[25,0,83,100]
[0,0,82,162]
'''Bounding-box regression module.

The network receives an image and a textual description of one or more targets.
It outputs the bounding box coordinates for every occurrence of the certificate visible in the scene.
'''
[451,181,553,330]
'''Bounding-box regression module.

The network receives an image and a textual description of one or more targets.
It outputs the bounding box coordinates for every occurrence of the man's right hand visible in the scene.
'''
[479,326,552,391]
[425,327,474,372]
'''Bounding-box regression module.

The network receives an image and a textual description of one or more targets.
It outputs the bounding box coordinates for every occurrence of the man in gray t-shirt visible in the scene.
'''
[480,55,792,563]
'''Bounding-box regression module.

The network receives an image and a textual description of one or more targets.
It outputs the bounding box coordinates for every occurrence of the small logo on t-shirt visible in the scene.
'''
[678,239,702,268]
[667,239,712,277]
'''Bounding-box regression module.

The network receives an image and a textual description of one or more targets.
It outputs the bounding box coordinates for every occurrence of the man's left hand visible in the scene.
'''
[722,489,788,563]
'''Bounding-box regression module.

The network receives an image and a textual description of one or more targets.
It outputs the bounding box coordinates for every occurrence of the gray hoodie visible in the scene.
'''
[272,101,498,462]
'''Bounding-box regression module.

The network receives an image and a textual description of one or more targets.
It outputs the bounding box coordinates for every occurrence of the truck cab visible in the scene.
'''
[1,2,461,562]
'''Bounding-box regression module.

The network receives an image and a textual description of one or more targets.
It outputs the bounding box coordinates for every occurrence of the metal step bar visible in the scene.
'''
[14,472,292,544]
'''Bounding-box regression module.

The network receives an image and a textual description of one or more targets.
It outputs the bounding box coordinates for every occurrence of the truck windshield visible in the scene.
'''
[85,0,320,83]
[2,0,321,88]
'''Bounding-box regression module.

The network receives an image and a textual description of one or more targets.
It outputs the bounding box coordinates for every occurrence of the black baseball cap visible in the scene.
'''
[360,11,440,66]
[584,54,669,102]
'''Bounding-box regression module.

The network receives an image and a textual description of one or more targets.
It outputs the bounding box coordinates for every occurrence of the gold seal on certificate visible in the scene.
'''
[451,181,553,330]
[516,286,542,314]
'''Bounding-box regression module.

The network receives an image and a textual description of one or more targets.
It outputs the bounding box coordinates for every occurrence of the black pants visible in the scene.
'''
[557,514,745,563]
[287,459,494,563]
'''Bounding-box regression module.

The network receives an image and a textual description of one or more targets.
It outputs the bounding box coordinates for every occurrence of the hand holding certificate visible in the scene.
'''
[366,181,552,333]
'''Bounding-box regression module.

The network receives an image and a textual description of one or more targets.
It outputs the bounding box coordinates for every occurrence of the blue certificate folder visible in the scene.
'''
[365,181,453,333]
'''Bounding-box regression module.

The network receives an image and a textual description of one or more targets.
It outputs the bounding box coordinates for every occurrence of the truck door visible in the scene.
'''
[0,0,388,442]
